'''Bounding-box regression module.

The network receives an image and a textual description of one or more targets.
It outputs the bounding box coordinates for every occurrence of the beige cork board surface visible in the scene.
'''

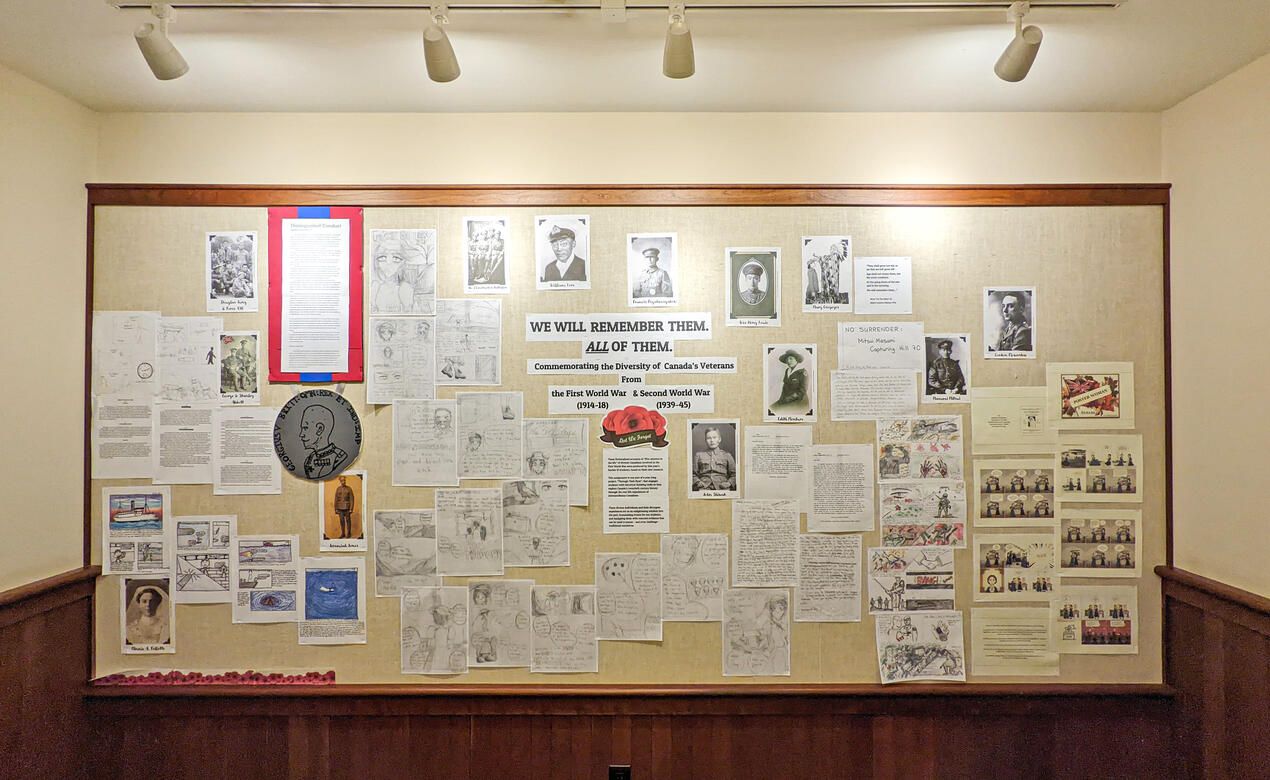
[90,199,1165,685]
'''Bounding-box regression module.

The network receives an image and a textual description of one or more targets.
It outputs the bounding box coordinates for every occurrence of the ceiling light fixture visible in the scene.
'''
[994,1,1043,83]
[423,4,460,83]
[663,3,694,79]
[133,3,189,80]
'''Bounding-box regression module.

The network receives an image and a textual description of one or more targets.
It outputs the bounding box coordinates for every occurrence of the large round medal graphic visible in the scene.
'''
[273,389,362,481]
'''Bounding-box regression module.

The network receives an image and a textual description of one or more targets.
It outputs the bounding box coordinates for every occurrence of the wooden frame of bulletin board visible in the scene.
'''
[84,184,1171,694]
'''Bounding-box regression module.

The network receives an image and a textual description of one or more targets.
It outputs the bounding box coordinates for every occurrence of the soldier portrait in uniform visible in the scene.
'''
[725,248,780,327]
[320,469,367,551]
[687,419,740,499]
[535,215,591,290]
[923,334,971,403]
[983,286,1036,359]
[627,233,678,307]
[462,216,509,294]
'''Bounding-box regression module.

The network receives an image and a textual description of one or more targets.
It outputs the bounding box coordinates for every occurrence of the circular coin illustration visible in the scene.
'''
[273,389,362,481]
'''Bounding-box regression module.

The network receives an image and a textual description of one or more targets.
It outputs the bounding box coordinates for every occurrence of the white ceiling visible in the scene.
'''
[2,0,1269,113]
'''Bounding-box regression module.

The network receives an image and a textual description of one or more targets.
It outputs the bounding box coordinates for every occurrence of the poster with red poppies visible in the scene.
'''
[599,405,669,448]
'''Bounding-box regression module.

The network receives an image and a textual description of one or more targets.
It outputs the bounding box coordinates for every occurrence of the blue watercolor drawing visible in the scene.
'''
[305,568,358,620]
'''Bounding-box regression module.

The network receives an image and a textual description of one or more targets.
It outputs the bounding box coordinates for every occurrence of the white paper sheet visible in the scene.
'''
[392,399,459,487]
[530,585,599,673]
[436,299,501,386]
[206,230,258,313]
[373,509,439,597]
[971,607,1059,676]
[152,403,215,484]
[837,322,925,372]
[503,480,570,567]
[231,534,300,623]
[457,391,523,479]
[853,256,912,314]
[603,448,670,534]
[1056,434,1144,504]
[795,533,862,622]
[875,611,965,683]
[121,573,176,654]
[731,498,798,587]
[1057,508,1140,578]
[1055,585,1138,654]
[523,418,590,506]
[830,369,919,421]
[867,547,956,613]
[91,311,159,479]
[808,443,875,532]
[298,556,367,645]
[974,458,1058,528]
[877,415,965,482]
[156,316,223,404]
[969,386,1057,455]
[879,480,967,548]
[722,588,790,676]
[369,228,437,315]
[743,425,812,512]
[661,533,728,622]
[102,485,172,576]
[401,586,468,675]
[436,488,504,576]
[281,218,350,373]
[212,407,282,495]
[801,235,852,313]
[462,216,510,295]
[469,579,533,667]
[366,316,435,404]
[973,533,1058,602]
[174,514,235,604]
[595,552,662,641]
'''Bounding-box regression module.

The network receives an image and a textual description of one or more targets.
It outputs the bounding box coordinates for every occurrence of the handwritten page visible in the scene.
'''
[731,498,798,587]
[795,533,862,622]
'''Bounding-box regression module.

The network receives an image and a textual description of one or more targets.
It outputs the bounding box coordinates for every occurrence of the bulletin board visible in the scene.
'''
[86,185,1170,687]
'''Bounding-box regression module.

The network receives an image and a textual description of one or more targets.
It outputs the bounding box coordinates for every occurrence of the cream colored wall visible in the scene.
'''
[96,112,1161,184]
[0,64,98,590]
[1164,52,1270,597]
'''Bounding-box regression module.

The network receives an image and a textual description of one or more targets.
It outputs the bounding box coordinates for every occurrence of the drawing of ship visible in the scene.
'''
[111,497,160,524]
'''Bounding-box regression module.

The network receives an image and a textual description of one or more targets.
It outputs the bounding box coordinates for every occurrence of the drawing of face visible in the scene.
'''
[551,234,575,263]
[433,408,452,430]
[527,452,548,474]
[1002,294,1023,324]
[377,322,394,341]
[375,236,407,282]
[769,598,787,622]
[704,429,721,450]
[299,405,333,450]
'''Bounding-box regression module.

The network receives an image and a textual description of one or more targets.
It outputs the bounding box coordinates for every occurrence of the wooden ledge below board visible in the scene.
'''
[82,682,1175,717]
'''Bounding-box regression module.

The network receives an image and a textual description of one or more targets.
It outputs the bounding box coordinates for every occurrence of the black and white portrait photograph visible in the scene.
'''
[801,235,852,313]
[763,344,816,422]
[725,248,780,327]
[217,331,260,406]
[687,419,740,499]
[370,228,437,316]
[983,286,1036,359]
[462,216,509,295]
[121,574,175,654]
[922,333,971,404]
[206,230,258,313]
[627,232,678,307]
[535,214,590,290]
